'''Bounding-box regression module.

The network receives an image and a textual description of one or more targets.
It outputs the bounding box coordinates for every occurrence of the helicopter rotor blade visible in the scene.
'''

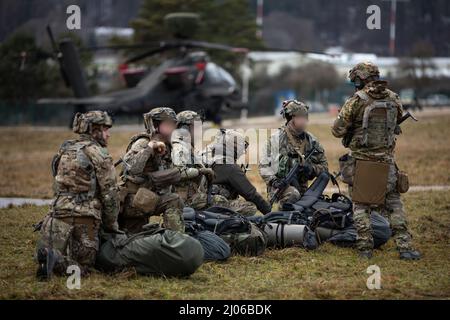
[46,25,71,87]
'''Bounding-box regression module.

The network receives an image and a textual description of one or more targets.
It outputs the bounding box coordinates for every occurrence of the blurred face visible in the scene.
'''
[291,115,308,132]
[158,120,177,140]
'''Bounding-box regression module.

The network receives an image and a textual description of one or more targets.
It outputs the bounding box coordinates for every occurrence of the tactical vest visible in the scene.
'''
[352,90,398,149]
[122,132,153,179]
[126,132,153,152]
[52,140,96,200]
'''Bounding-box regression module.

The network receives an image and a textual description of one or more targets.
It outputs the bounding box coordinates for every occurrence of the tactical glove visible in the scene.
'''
[199,167,215,181]
[271,179,285,190]
[302,163,314,179]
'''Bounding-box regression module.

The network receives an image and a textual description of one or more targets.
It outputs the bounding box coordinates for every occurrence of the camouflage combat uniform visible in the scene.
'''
[332,62,416,256]
[259,100,328,207]
[36,111,120,277]
[198,129,271,216]
[171,111,214,209]
[118,108,185,234]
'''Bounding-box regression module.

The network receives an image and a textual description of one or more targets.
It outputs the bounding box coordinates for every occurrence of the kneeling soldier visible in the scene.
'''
[200,129,271,216]
[36,111,121,280]
[259,100,328,208]
[172,110,215,208]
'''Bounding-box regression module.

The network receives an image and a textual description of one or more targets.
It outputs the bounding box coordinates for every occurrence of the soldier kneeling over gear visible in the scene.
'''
[332,61,421,260]
[35,111,122,280]
[259,100,328,208]
[172,110,216,208]
[118,107,202,234]
[198,129,271,216]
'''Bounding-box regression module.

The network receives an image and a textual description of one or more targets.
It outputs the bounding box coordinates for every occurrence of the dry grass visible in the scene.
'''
[0,112,449,199]
[0,191,449,300]
[0,113,449,299]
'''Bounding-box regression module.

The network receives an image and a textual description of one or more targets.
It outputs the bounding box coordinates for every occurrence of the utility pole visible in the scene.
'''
[383,0,409,56]
[256,0,264,38]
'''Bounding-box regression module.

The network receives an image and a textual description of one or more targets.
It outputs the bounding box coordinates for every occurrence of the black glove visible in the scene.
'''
[302,163,314,179]
[271,179,285,189]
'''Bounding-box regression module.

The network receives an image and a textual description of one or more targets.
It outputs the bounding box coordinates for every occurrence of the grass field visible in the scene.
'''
[0,111,449,299]
[0,191,449,299]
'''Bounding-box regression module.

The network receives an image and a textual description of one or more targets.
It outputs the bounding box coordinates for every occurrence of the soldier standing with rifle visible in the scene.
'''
[259,100,328,208]
[332,61,421,260]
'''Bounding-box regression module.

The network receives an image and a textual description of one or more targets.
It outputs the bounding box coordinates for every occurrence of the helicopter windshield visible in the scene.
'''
[205,62,236,86]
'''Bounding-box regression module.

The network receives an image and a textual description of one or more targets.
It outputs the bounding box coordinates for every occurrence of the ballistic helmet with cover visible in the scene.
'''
[280,100,309,122]
[349,61,380,82]
[143,107,177,134]
[72,111,113,134]
[177,110,202,127]
[149,107,177,122]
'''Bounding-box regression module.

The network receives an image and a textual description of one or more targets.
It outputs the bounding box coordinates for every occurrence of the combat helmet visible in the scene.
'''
[72,111,113,134]
[280,99,309,123]
[349,61,380,82]
[177,110,202,127]
[143,107,177,133]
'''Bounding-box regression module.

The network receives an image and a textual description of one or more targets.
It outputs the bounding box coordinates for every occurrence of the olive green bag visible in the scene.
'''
[96,227,204,277]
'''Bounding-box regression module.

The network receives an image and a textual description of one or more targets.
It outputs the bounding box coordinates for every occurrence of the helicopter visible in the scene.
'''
[38,13,249,124]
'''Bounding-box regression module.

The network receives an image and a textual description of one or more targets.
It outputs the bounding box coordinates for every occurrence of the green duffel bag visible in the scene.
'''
[220,222,267,257]
[96,226,204,277]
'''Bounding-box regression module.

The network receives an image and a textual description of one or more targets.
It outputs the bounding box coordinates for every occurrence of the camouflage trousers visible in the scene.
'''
[352,163,413,252]
[268,186,302,209]
[189,192,258,216]
[119,192,185,234]
[36,214,100,275]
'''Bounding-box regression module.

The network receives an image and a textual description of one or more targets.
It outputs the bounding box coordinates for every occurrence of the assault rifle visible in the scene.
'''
[269,142,318,207]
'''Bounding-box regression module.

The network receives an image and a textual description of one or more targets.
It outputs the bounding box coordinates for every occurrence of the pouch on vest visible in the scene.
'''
[352,160,389,205]
[132,188,160,214]
[338,153,355,185]
[397,170,409,193]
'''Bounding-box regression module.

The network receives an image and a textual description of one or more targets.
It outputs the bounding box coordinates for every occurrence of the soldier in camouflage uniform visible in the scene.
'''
[36,111,121,280]
[172,110,215,208]
[331,62,421,260]
[200,129,271,216]
[259,100,328,208]
[119,107,197,234]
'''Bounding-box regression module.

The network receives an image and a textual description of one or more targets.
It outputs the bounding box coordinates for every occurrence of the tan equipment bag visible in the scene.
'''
[132,188,160,214]
[352,160,389,205]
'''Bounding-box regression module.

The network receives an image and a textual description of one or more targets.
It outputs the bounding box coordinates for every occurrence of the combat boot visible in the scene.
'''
[36,247,61,281]
[399,250,421,260]
[359,250,373,259]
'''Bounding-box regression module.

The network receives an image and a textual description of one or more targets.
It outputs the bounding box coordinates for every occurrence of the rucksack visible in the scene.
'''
[183,207,267,256]
[96,226,204,277]
[185,222,231,261]
[354,90,398,148]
